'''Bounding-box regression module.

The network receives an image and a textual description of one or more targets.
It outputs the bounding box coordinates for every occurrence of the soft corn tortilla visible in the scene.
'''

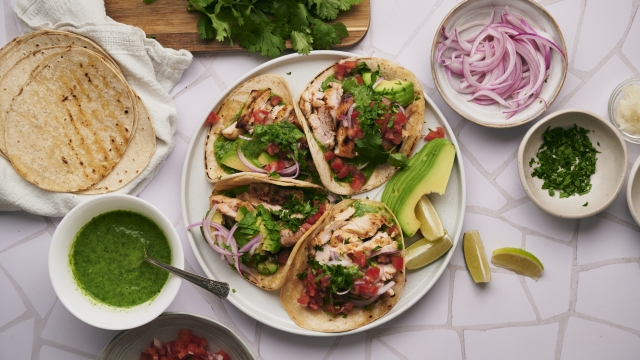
[77,94,155,194]
[204,74,299,183]
[296,57,426,195]
[280,199,405,333]
[5,47,136,192]
[0,30,125,158]
[209,173,332,290]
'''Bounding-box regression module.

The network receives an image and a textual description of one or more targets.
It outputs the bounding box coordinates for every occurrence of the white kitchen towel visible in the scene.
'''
[1,0,193,217]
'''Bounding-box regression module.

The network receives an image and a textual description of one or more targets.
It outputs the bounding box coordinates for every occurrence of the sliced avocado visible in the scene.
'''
[211,210,224,224]
[257,262,271,275]
[257,152,277,165]
[220,144,251,172]
[362,72,374,85]
[381,138,456,237]
[374,80,415,106]
[265,260,278,274]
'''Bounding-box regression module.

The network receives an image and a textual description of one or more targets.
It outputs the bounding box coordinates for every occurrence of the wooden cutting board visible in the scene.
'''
[105,0,370,53]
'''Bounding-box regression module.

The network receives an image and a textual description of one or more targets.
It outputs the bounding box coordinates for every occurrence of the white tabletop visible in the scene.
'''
[2,0,640,359]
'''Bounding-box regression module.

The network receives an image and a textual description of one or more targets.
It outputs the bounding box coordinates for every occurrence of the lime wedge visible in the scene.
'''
[491,247,544,280]
[415,195,445,241]
[463,230,491,283]
[405,232,453,270]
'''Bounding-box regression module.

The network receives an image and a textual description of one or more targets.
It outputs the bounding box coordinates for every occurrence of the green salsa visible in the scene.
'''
[69,210,172,308]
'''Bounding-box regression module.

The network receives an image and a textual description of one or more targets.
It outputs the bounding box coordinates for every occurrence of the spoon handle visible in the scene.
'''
[145,255,230,299]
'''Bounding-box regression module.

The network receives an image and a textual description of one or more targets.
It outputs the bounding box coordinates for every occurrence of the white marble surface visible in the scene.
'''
[1,0,640,359]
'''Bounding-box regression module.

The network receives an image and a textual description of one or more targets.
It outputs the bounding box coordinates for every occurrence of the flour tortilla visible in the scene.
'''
[280,199,405,332]
[296,57,426,195]
[5,47,135,192]
[77,94,155,194]
[210,173,332,290]
[0,30,125,158]
[204,74,299,183]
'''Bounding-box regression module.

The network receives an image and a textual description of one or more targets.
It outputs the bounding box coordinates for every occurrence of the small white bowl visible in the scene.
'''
[628,156,640,226]
[50,194,184,330]
[608,76,640,144]
[431,0,567,128]
[518,109,628,219]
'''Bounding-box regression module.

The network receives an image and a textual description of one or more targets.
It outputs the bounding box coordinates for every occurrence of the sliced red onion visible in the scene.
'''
[372,76,384,89]
[336,288,350,295]
[395,103,406,115]
[238,135,252,141]
[237,148,267,173]
[376,281,396,295]
[239,234,262,253]
[327,192,338,203]
[186,221,202,230]
[350,295,380,307]
[357,162,369,170]
[279,160,300,178]
[330,250,337,261]
[249,241,261,256]
[153,338,162,349]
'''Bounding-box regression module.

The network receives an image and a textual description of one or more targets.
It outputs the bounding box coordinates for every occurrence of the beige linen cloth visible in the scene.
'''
[0,0,193,217]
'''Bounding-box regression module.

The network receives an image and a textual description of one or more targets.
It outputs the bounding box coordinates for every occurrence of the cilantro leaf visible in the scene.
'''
[291,29,313,54]
[143,0,155,4]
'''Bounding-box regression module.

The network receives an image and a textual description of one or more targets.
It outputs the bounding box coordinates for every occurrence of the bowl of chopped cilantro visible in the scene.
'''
[517,109,628,218]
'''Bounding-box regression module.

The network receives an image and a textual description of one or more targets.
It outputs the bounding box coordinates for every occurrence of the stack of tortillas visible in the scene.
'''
[0,30,156,194]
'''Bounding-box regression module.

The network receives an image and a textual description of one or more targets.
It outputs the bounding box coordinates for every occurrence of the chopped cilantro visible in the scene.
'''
[255,205,281,253]
[321,74,340,91]
[372,245,382,252]
[314,245,324,252]
[213,137,240,174]
[146,34,156,39]
[583,202,588,207]
[351,200,380,218]
[286,72,292,75]
[308,258,361,294]
[232,288,236,293]
[530,125,599,198]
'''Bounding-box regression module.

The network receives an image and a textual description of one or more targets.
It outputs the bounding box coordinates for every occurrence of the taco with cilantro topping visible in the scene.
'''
[204,74,318,183]
[199,173,333,290]
[280,199,405,332]
[297,57,425,195]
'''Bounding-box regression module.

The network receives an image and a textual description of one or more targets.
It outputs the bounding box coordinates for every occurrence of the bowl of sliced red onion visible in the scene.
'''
[431,0,568,128]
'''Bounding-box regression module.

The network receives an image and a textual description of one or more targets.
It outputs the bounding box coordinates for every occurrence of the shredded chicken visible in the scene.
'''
[334,206,355,222]
[209,195,255,219]
[335,93,354,120]
[301,86,325,117]
[280,223,312,247]
[334,126,355,158]
[323,83,343,120]
[312,220,348,246]
[236,89,271,132]
[341,213,390,239]
[221,122,245,140]
[308,108,335,149]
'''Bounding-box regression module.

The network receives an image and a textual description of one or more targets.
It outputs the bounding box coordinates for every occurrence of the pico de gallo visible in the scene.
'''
[296,200,404,316]
[139,328,230,360]
[299,59,420,191]
[212,87,318,182]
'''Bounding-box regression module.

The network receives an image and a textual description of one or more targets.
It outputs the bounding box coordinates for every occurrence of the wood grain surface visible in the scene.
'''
[105,0,370,53]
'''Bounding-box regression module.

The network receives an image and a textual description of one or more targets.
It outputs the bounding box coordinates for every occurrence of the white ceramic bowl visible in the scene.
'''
[608,76,640,144]
[431,0,567,128]
[50,194,184,330]
[518,109,628,218]
[627,156,640,226]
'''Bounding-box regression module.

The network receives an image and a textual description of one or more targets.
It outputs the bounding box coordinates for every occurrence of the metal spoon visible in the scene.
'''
[144,252,230,299]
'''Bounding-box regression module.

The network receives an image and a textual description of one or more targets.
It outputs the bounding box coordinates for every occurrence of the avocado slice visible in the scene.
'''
[211,210,224,224]
[220,143,251,172]
[381,138,456,237]
[374,80,414,106]
[362,72,375,85]
[257,152,277,165]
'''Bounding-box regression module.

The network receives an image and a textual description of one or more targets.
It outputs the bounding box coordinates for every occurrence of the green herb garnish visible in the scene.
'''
[530,125,599,198]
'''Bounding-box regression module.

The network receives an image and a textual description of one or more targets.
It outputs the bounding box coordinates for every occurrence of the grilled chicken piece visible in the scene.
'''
[300,87,325,117]
[323,83,343,120]
[340,212,391,239]
[249,183,303,206]
[236,192,282,211]
[269,104,295,124]
[236,89,271,131]
[354,232,394,257]
[312,220,348,246]
[334,206,355,221]
[308,107,336,149]
[335,93,354,121]
[221,122,245,140]
[280,223,312,247]
[334,126,355,158]
[209,195,255,219]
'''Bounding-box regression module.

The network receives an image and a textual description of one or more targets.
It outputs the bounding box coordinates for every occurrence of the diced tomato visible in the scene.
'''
[297,292,310,306]
[252,109,270,125]
[355,75,363,85]
[337,165,350,179]
[351,109,360,120]
[266,143,280,155]
[350,251,367,267]
[264,159,285,173]
[324,150,335,161]
[392,255,404,270]
[347,128,358,139]
[341,60,357,70]
[347,164,357,175]
[334,63,347,81]
[388,226,399,237]
[215,350,231,360]
[140,353,154,360]
[177,349,189,359]
[425,126,445,141]
[319,275,331,288]
[393,112,407,126]
[205,111,220,126]
[309,301,320,310]
[366,266,380,281]
[276,249,291,265]
[270,95,282,106]
[187,343,198,355]
[342,302,354,314]
[330,157,344,172]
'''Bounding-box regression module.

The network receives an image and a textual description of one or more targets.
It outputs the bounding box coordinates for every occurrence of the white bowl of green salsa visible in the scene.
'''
[50,194,184,330]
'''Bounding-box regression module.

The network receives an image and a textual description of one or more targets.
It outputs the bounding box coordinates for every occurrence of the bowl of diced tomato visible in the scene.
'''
[97,312,255,360]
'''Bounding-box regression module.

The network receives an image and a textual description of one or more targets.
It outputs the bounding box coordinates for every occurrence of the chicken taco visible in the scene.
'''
[197,173,333,290]
[204,74,318,183]
[280,199,405,332]
[297,57,425,195]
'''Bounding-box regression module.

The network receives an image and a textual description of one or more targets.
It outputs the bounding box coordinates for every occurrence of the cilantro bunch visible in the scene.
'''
[184,0,363,57]
[529,125,599,198]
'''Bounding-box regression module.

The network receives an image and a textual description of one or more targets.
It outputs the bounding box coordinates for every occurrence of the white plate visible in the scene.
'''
[180,51,466,336]
[431,0,568,128]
